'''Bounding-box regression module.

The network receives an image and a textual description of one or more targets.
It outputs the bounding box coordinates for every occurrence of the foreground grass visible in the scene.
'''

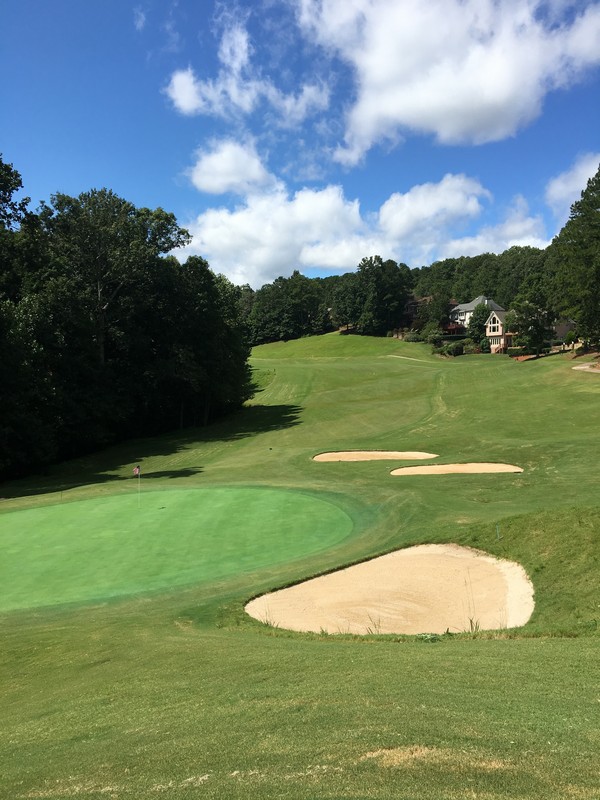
[1,335,599,799]
[1,606,598,799]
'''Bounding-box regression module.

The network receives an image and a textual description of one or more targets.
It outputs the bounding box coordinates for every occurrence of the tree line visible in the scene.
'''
[0,158,253,481]
[244,163,600,351]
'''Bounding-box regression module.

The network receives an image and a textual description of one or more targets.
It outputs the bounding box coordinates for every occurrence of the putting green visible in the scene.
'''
[0,487,354,612]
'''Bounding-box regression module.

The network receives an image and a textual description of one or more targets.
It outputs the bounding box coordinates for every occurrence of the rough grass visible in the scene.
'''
[1,334,599,800]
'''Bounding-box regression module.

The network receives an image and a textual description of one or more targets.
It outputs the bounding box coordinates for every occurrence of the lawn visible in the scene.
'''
[0,334,599,799]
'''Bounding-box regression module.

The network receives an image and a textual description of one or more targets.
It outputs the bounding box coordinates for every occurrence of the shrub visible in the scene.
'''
[480,337,491,353]
[420,322,444,346]
[444,340,464,357]
[404,331,423,342]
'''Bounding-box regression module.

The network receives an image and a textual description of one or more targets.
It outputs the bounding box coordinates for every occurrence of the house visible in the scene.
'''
[485,310,513,353]
[448,296,505,332]
[554,317,576,341]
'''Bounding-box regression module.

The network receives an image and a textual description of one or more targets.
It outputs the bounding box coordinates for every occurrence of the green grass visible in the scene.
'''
[1,334,599,799]
[0,488,355,612]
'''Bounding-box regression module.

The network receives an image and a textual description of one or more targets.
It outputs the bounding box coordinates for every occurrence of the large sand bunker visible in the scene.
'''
[245,544,534,635]
[390,463,523,476]
[314,451,438,462]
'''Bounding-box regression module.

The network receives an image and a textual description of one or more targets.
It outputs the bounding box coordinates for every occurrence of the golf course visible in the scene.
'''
[1,333,599,799]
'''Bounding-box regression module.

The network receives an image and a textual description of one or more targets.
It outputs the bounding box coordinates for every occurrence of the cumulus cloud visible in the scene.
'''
[545,152,600,222]
[179,184,366,286]
[378,173,490,241]
[441,196,549,258]
[176,170,548,287]
[295,0,600,163]
[187,139,276,195]
[165,19,329,124]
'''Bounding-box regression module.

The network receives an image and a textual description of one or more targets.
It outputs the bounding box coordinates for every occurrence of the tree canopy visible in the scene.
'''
[0,161,253,480]
[549,163,600,343]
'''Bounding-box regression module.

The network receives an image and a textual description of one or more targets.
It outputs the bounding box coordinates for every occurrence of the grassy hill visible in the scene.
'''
[1,334,598,799]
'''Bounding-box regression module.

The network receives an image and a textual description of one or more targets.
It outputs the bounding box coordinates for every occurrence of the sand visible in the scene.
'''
[390,463,523,476]
[313,451,438,462]
[245,544,534,635]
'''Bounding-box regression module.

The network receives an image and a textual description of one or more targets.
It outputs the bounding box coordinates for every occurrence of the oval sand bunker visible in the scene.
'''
[245,544,534,635]
[314,451,438,462]
[391,463,523,476]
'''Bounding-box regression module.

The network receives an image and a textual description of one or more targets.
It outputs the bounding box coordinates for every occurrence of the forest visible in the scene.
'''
[0,158,253,480]
[1,156,598,480]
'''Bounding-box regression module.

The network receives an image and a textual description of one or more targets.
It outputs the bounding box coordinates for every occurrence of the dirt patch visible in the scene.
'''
[390,462,523,475]
[245,544,534,635]
[362,746,512,771]
[313,451,438,462]
[572,364,600,372]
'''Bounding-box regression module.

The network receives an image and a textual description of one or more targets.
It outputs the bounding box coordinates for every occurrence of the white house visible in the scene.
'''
[448,296,505,330]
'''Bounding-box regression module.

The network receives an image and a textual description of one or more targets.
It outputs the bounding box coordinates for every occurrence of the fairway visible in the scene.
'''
[0,487,354,612]
[1,335,599,800]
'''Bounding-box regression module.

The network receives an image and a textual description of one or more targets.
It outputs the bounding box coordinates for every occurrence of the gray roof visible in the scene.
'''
[451,295,505,313]
[485,309,508,324]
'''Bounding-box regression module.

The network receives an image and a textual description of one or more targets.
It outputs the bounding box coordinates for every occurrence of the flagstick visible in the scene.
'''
[137,472,141,508]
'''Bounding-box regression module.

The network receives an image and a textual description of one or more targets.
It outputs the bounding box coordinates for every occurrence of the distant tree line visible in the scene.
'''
[0,157,253,481]
[245,256,414,344]
[244,163,600,351]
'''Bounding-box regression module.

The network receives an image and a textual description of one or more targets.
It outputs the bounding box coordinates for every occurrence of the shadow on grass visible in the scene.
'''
[0,403,302,500]
[139,468,204,479]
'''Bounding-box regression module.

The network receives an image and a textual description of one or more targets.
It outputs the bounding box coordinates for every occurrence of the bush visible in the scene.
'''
[480,337,491,353]
[564,330,577,348]
[404,331,423,342]
[420,322,444,347]
[444,340,464,357]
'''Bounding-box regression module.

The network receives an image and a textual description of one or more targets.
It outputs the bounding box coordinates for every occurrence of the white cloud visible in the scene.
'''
[162,18,182,53]
[265,83,330,128]
[295,0,600,164]
[545,152,600,222]
[179,184,366,286]
[165,67,205,115]
[379,174,490,240]
[133,7,146,32]
[441,196,549,258]
[187,139,276,195]
[177,171,538,287]
[165,20,329,124]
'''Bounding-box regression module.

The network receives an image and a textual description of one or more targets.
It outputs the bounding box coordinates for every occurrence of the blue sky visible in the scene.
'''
[2,0,600,287]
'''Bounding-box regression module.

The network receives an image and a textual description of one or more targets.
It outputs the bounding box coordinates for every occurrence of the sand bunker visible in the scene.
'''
[390,463,523,476]
[314,451,438,462]
[572,364,600,372]
[245,544,534,635]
